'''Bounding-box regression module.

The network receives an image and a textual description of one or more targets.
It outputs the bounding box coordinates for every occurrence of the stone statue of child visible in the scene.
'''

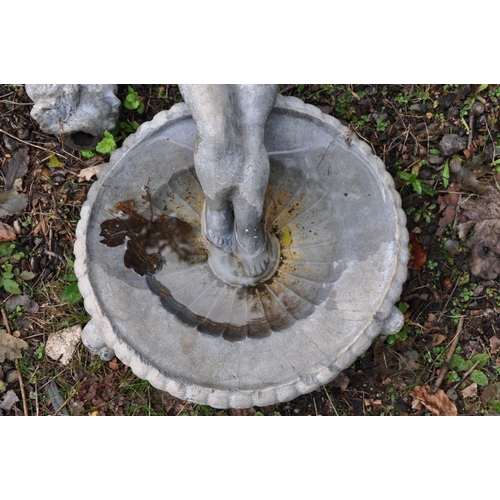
[179,84,279,277]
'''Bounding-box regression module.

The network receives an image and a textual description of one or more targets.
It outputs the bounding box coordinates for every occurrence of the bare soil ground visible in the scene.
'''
[2,84,500,416]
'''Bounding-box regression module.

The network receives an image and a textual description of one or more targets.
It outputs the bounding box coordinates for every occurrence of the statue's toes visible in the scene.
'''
[240,252,269,277]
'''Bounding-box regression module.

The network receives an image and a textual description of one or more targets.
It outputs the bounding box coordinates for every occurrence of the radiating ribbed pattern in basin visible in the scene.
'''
[147,162,339,340]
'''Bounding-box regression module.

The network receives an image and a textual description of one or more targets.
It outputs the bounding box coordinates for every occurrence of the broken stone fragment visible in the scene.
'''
[439,134,467,156]
[25,84,120,150]
[46,325,82,365]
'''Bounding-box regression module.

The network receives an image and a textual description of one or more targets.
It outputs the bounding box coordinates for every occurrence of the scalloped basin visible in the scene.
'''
[75,95,409,409]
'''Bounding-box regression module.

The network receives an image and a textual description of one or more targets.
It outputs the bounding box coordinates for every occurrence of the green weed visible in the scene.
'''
[0,242,27,295]
[397,171,435,196]
[406,201,436,224]
[95,131,116,154]
[61,259,82,305]
[123,86,145,114]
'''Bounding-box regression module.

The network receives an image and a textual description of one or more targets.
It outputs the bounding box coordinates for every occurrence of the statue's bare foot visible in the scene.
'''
[238,247,269,277]
[234,227,270,277]
[205,204,233,253]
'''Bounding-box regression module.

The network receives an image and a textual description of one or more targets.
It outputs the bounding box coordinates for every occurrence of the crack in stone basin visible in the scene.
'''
[147,162,339,340]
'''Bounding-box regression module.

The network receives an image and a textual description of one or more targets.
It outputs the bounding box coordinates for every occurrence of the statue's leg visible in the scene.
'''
[232,85,279,276]
[178,84,244,252]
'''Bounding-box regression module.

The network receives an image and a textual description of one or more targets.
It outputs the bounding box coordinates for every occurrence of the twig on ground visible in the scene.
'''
[45,250,65,264]
[468,113,474,150]
[442,273,462,313]
[1,307,11,334]
[0,100,31,106]
[34,381,39,416]
[0,126,87,167]
[1,307,29,415]
[14,360,29,416]
[432,315,465,393]
[175,402,188,416]
[323,387,339,416]
[279,84,298,94]
[0,126,60,155]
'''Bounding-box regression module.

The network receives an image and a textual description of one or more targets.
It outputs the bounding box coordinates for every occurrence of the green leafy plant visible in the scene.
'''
[440,349,491,385]
[95,131,116,155]
[406,201,436,224]
[376,118,388,132]
[123,86,145,114]
[442,159,450,188]
[397,171,434,196]
[0,242,26,295]
[470,370,489,386]
[118,119,140,135]
[0,262,22,294]
[8,304,24,320]
[21,215,33,228]
[61,259,82,305]
[460,287,474,301]
[35,342,45,360]
[80,149,95,159]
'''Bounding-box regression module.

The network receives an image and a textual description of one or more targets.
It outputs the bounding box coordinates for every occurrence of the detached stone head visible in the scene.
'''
[25,84,120,150]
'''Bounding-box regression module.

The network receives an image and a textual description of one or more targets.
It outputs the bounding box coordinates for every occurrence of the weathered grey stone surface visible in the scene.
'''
[75,95,409,408]
[179,85,279,278]
[439,133,467,156]
[25,84,120,150]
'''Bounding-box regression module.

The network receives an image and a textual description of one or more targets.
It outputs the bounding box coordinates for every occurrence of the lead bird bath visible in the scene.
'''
[74,91,409,408]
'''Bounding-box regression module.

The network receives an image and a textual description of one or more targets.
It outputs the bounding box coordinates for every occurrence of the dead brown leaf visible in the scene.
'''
[332,371,349,391]
[0,221,16,241]
[0,190,28,217]
[109,358,120,371]
[431,334,447,347]
[423,313,442,333]
[0,329,28,363]
[3,148,29,190]
[0,390,19,411]
[410,385,458,416]
[436,187,460,236]
[489,336,500,354]
[78,165,103,181]
[461,383,477,399]
[480,383,498,405]
[100,198,193,276]
[408,231,426,270]
[449,155,489,194]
